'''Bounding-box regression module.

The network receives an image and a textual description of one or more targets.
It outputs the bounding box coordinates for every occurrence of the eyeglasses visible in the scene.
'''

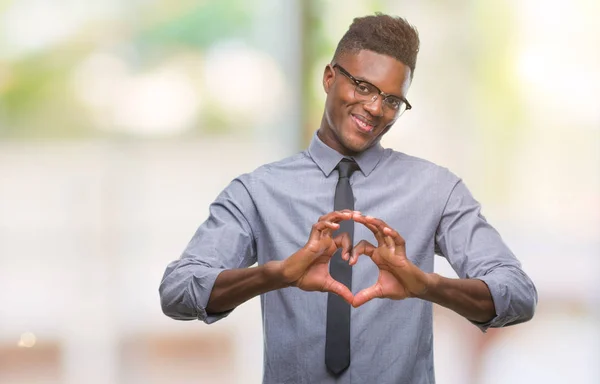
[333,64,412,117]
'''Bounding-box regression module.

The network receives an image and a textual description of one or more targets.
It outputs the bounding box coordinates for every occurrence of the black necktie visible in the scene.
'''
[325,158,359,375]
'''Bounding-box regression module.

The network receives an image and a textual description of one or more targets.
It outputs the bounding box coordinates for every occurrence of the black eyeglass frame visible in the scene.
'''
[332,63,412,114]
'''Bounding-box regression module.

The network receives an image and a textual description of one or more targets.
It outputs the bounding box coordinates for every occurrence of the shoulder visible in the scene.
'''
[383,148,460,185]
[235,151,311,185]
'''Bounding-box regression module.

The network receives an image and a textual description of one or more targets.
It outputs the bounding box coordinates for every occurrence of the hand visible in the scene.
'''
[279,210,356,304]
[349,214,431,307]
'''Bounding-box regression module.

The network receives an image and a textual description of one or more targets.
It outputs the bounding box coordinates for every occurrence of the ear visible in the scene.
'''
[323,64,335,93]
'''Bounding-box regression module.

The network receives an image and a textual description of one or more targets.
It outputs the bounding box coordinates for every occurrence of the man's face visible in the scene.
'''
[319,50,412,156]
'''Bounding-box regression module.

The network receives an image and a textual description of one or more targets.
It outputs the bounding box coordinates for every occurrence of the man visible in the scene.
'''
[159,13,537,384]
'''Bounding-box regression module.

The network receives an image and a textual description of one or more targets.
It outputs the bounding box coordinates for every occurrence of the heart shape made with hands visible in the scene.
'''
[286,210,430,308]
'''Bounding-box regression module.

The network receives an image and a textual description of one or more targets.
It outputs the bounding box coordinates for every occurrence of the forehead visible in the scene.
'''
[337,50,412,95]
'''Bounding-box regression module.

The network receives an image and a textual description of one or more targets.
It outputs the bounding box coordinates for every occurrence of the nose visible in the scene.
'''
[363,94,384,117]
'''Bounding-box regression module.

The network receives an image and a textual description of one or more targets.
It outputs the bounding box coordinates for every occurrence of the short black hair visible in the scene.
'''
[333,13,420,78]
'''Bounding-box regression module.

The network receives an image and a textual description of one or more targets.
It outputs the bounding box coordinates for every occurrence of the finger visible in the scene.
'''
[321,221,342,239]
[368,218,401,246]
[318,210,353,224]
[350,239,376,265]
[333,232,352,261]
[364,217,390,235]
[310,221,339,241]
[384,235,395,252]
[352,284,383,308]
[352,213,369,224]
[383,226,406,249]
[365,216,391,230]
[308,222,323,242]
[352,214,381,238]
[324,278,354,305]
[362,219,386,245]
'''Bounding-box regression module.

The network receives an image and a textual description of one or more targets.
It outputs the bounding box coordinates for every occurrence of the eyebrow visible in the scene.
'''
[352,73,405,101]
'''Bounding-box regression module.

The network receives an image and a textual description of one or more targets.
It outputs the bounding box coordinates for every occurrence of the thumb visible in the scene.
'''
[323,277,354,305]
[352,284,383,308]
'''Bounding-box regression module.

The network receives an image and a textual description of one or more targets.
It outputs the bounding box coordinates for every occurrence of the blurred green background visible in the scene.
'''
[1,1,598,383]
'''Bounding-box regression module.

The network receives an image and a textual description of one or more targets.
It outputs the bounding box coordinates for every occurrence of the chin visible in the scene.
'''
[340,129,375,154]
[340,137,370,155]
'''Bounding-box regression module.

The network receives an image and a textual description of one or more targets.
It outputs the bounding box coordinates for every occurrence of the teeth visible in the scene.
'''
[354,116,373,131]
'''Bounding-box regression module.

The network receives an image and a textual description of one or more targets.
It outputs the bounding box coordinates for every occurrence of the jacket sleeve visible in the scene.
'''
[435,180,538,331]
[159,177,258,324]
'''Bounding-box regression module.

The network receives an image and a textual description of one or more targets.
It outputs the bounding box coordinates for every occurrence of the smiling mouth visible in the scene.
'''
[351,114,375,133]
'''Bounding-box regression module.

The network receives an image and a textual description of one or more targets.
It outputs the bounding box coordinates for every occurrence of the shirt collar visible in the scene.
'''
[307,131,385,177]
